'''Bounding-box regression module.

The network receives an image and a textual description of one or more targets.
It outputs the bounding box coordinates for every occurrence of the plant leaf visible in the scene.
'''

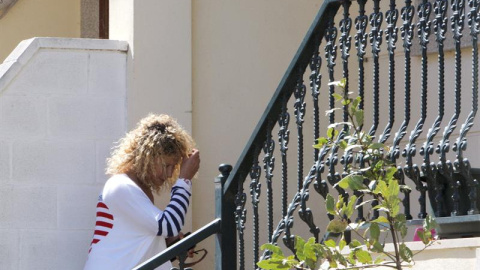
[355,250,372,264]
[369,143,385,150]
[349,239,362,250]
[326,219,348,233]
[371,216,389,224]
[331,93,344,102]
[355,110,364,127]
[260,243,284,256]
[295,236,306,261]
[370,223,380,242]
[313,137,329,149]
[345,144,363,152]
[324,239,337,248]
[344,195,357,218]
[339,238,346,252]
[326,194,335,215]
[337,175,365,190]
[257,256,296,270]
[399,243,413,263]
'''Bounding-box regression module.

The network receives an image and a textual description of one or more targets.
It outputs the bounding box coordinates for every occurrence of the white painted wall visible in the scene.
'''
[0,38,128,269]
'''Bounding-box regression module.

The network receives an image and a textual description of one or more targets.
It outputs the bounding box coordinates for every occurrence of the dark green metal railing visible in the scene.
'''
[134,219,221,270]
[139,0,479,269]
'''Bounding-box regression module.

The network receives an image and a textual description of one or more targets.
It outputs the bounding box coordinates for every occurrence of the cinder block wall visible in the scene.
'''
[0,38,128,269]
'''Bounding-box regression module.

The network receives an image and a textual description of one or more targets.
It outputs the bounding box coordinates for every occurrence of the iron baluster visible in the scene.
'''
[261,193,300,259]
[278,94,290,217]
[395,0,415,220]
[367,0,384,219]
[173,254,192,270]
[437,0,465,216]
[328,133,348,199]
[234,179,247,270]
[353,0,368,222]
[294,71,306,191]
[453,0,480,215]
[313,144,332,201]
[215,164,235,270]
[339,0,352,124]
[422,0,449,219]
[280,195,299,255]
[354,0,368,112]
[325,9,338,125]
[340,0,353,193]
[310,39,322,162]
[403,0,432,219]
[249,147,261,269]
[368,0,383,137]
[379,0,399,144]
[324,8,346,199]
[262,155,332,261]
[298,165,321,243]
[263,121,276,241]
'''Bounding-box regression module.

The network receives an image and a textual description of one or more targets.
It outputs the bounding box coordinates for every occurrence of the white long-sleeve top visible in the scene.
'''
[84,174,192,270]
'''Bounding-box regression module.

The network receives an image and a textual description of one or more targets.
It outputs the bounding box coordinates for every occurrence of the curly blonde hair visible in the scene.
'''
[106,114,195,192]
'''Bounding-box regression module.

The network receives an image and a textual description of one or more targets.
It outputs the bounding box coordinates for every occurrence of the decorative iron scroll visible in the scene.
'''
[249,147,261,269]
[310,40,322,163]
[298,166,321,243]
[325,8,338,125]
[294,71,306,191]
[263,121,275,241]
[278,94,290,217]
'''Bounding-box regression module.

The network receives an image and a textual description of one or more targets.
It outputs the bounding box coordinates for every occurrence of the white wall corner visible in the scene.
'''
[0,37,128,95]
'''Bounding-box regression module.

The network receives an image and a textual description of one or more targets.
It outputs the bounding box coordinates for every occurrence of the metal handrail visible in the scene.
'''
[134,218,221,270]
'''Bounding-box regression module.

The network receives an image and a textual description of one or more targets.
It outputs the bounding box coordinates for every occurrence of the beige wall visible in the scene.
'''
[109,0,195,239]
[0,0,81,62]
[192,0,321,268]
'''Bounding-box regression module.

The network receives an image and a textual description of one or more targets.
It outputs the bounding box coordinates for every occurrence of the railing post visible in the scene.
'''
[215,164,235,270]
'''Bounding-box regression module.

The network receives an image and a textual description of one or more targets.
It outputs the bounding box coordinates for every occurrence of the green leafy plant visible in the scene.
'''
[258,79,437,270]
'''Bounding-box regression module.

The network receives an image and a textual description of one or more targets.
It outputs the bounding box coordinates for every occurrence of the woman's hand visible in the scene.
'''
[179,149,200,181]
[166,232,195,258]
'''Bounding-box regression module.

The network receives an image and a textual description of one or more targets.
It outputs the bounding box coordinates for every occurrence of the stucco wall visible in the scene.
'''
[0,38,128,269]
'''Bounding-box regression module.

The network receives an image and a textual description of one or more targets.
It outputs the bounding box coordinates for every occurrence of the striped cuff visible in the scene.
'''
[174,178,192,193]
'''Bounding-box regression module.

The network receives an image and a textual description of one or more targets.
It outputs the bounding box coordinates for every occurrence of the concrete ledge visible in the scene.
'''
[383,237,480,253]
[0,37,128,93]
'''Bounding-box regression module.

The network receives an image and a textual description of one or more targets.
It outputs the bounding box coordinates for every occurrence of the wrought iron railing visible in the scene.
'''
[139,0,479,269]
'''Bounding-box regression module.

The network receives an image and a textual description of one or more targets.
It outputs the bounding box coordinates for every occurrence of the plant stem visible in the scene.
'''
[387,213,402,270]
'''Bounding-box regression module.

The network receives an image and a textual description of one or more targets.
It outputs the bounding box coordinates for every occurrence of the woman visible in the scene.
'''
[84,114,200,270]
